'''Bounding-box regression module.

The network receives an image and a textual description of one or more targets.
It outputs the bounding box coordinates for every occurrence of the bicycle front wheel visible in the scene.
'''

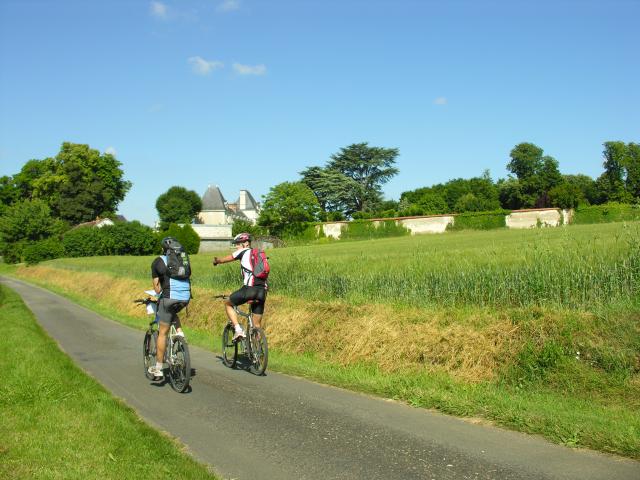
[168,337,191,393]
[222,323,238,368]
[143,330,157,380]
[248,327,268,376]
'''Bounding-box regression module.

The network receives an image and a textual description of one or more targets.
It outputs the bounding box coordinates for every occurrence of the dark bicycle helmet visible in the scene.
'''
[232,232,251,244]
[161,236,181,253]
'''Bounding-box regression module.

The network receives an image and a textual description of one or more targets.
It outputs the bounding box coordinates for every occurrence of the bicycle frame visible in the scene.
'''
[137,297,191,392]
[216,294,268,375]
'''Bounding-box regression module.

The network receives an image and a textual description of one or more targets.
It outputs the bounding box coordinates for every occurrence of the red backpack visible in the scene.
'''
[247,248,270,280]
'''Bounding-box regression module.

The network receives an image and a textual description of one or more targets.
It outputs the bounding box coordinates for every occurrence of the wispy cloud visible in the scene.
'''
[217,0,241,12]
[105,146,117,156]
[188,56,224,75]
[233,63,267,76]
[150,1,168,19]
[434,97,447,105]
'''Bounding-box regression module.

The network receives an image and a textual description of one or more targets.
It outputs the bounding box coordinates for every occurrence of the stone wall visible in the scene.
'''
[318,208,572,240]
[191,224,233,252]
[505,209,567,229]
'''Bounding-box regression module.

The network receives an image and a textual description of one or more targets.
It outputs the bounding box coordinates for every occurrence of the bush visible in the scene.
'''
[24,237,65,265]
[448,210,509,231]
[62,227,113,257]
[101,221,157,256]
[341,220,409,240]
[573,203,640,225]
[232,218,267,238]
[161,224,201,255]
[2,240,28,264]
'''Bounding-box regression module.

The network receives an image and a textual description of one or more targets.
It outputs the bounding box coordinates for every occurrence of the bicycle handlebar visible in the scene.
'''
[133,298,154,305]
[213,294,228,299]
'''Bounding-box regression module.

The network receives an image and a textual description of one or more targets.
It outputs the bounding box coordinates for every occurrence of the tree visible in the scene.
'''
[548,182,586,209]
[0,199,65,263]
[0,176,20,216]
[327,143,399,213]
[563,174,598,205]
[300,166,359,213]
[497,178,528,210]
[595,141,632,203]
[505,143,563,208]
[155,186,202,230]
[623,143,640,201]
[5,143,131,225]
[258,182,321,237]
[301,142,399,217]
[232,218,266,238]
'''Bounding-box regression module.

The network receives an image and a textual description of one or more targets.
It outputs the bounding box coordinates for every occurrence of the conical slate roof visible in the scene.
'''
[201,185,227,211]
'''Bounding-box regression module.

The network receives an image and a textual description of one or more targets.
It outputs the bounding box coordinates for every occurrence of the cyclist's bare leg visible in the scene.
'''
[252,313,263,329]
[223,299,240,328]
[156,322,170,365]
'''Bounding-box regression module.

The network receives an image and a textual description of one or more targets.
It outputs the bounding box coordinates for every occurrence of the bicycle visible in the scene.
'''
[214,294,268,376]
[134,297,191,393]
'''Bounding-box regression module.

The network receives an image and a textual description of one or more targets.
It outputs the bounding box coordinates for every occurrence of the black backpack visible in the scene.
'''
[162,237,191,280]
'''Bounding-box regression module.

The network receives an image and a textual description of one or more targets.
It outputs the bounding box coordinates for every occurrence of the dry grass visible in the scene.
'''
[15,265,526,382]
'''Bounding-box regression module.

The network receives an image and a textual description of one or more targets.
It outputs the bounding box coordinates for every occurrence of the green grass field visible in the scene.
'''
[39,222,640,309]
[3,221,639,459]
[0,284,218,480]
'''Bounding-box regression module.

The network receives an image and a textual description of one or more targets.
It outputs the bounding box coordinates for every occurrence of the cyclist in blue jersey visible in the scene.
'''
[147,237,190,378]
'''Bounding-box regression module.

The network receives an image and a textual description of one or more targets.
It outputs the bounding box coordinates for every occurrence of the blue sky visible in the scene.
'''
[1,0,638,226]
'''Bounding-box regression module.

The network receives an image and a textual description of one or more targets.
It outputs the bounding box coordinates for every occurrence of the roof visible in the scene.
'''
[201,185,227,211]
[237,190,259,210]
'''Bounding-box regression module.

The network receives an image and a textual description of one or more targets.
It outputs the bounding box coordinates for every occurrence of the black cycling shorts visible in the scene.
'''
[156,298,187,325]
[229,285,267,315]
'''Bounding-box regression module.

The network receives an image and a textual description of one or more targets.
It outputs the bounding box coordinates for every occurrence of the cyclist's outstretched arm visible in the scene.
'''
[212,255,234,266]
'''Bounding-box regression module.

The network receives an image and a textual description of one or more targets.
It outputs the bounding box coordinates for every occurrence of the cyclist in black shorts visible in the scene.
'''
[213,232,267,340]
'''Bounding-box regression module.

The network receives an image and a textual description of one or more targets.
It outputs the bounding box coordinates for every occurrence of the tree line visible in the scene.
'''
[0,142,200,263]
[252,140,640,238]
[1,139,638,262]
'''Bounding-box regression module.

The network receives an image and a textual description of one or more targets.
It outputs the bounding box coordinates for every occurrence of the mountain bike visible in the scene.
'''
[134,297,191,393]
[214,294,268,375]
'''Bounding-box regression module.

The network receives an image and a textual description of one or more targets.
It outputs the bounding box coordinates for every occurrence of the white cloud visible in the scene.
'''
[188,56,224,75]
[232,63,267,76]
[434,97,447,105]
[105,146,117,156]
[218,0,240,12]
[150,1,168,19]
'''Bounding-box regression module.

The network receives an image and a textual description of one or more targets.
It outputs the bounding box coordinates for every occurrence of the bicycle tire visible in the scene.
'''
[168,337,191,393]
[248,327,268,376]
[222,323,238,368]
[143,330,157,380]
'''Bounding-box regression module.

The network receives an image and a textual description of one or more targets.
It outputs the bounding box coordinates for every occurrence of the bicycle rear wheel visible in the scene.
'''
[248,327,268,376]
[222,323,238,368]
[143,330,157,380]
[168,337,191,393]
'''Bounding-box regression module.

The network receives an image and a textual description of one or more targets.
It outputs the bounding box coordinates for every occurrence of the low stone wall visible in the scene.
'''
[318,208,572,240]
[192,224,233,252]
[398,215,454,234]
[505,209,566,229]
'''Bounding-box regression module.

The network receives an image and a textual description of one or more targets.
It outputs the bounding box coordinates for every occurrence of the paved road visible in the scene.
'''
[2,276,639,480]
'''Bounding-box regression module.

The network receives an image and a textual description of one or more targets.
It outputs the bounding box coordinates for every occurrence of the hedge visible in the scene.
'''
[573,203,640,225]
[448,210,509,231]
[341,220,409,240]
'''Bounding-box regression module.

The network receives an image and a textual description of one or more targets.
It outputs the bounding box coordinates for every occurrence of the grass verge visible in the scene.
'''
[0,283,218,480]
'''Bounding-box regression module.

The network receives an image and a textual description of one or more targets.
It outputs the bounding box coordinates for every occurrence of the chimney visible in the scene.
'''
[239,190,247,210]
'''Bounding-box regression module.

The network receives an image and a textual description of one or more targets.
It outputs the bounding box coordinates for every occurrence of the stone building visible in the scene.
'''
[191,185,260,252]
